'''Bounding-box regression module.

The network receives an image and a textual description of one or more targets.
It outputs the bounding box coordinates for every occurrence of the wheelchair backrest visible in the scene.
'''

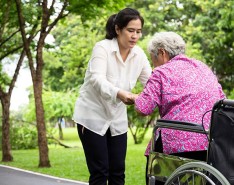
[207,99,234,184]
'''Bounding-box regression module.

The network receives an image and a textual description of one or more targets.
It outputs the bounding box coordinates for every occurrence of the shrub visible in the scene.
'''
[10,124,38,150]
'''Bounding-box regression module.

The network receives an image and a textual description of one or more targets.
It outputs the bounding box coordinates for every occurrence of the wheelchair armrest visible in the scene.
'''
[155,119,207,134]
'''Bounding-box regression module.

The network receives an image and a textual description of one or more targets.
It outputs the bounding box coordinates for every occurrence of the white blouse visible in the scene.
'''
[73,38,152,136]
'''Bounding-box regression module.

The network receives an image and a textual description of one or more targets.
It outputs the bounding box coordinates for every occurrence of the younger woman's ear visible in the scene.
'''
[115,25,119,35]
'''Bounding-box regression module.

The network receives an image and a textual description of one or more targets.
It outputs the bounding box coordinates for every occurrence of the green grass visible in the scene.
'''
[0,127,153,185]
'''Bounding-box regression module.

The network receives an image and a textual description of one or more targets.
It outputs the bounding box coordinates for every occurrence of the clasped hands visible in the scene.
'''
[117,90,138,105]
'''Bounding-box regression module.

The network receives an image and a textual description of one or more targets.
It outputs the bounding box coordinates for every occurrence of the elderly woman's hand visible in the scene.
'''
[131,94,139,102]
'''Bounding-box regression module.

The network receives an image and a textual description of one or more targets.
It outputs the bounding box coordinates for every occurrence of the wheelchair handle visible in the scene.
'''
[222,99,234,107]
[151,119,208,152]
[155,119,208,134]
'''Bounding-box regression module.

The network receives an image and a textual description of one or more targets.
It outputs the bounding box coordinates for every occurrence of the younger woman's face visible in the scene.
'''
[116,19,142,51]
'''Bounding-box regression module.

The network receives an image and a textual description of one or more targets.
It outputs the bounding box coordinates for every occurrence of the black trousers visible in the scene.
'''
[145,133,207,185]
[77,124,127,185]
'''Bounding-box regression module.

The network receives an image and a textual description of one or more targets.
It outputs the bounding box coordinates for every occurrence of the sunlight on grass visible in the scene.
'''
[0,127,153,185]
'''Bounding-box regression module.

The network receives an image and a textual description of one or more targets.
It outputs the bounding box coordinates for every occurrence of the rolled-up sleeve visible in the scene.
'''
[89,45,120,104]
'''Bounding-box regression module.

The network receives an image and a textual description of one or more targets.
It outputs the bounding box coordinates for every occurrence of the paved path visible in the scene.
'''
[0,165,89,185]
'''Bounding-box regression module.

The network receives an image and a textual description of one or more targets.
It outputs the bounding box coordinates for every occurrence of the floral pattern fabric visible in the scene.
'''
[135,55,226,155]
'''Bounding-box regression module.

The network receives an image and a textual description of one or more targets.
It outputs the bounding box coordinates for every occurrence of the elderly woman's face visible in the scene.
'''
[151,49,169,68]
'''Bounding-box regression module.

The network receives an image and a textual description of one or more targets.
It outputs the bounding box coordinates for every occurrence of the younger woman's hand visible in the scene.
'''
[117,90,135,105]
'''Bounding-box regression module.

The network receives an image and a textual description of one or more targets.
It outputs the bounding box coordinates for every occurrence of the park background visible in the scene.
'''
[0,0,234,184]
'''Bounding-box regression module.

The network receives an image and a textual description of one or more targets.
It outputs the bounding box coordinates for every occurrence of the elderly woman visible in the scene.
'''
[133,31,226,185]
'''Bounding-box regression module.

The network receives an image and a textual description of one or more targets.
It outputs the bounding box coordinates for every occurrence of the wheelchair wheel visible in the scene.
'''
[165,161,230,185]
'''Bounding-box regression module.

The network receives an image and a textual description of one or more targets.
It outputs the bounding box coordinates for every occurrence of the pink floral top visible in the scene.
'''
[135,55,226,156]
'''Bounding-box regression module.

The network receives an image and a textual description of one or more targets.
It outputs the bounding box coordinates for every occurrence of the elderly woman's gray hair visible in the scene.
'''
[147,32,186,59]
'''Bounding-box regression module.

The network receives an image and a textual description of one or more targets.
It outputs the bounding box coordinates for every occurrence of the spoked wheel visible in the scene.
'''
[165,162,230,185]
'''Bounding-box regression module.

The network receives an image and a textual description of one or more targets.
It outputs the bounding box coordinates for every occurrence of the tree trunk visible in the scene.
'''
[33,80,51,167]
[1,95,13,162]
[0,50,25,162]
[58,122,63,140]
[58,118,64,140]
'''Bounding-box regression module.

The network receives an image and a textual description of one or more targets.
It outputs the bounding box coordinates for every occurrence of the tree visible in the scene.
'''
[15,0,70,167]
[0,0,27,162]
[0,52,25,162]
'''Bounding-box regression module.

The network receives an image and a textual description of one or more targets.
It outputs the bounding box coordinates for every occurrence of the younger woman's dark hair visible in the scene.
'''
[105,8,144,39]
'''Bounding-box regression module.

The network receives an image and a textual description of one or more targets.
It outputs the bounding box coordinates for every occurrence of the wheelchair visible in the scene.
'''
[147,99,234,185]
